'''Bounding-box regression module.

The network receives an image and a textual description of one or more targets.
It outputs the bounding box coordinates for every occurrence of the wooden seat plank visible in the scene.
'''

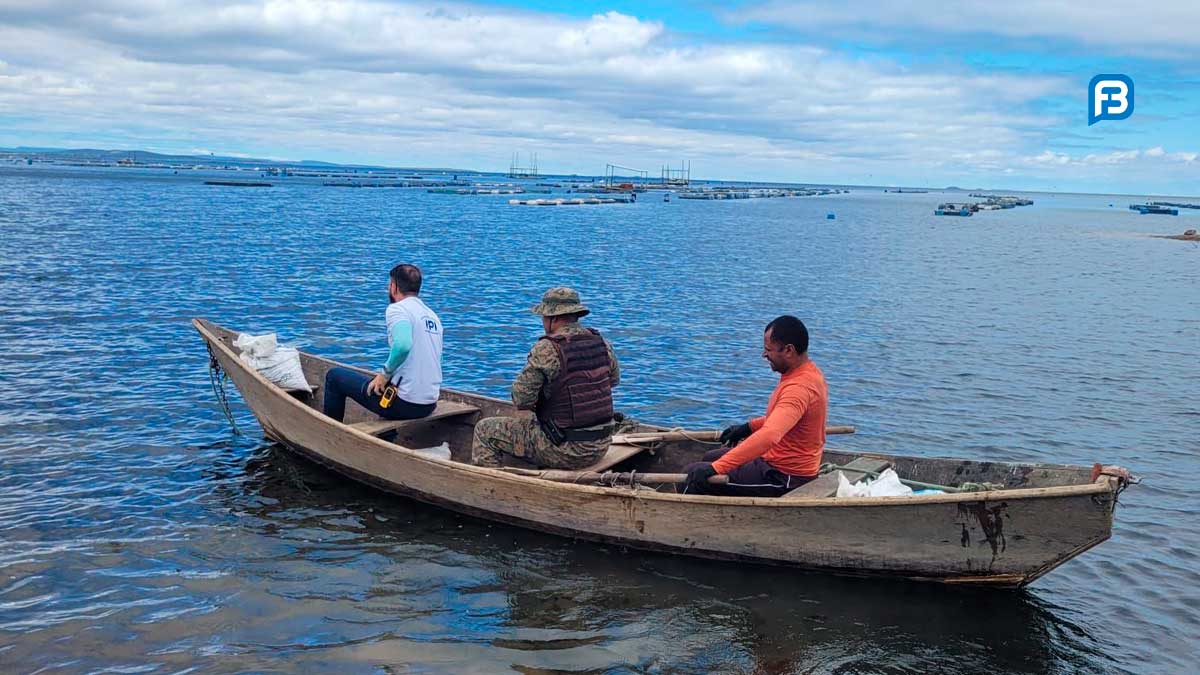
[348,400,479,437]
[580,443,647,473]
[779,457,893,499]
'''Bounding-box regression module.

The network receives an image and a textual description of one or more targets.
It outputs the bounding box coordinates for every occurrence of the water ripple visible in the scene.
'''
[1,167,1197,673]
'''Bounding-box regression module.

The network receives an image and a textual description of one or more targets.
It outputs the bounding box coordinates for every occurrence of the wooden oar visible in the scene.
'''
[502,467,723,485]
[501,465,983,493]
[612,425,855,445]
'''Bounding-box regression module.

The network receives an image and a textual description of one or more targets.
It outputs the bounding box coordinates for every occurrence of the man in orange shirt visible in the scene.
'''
[684,315,828,497]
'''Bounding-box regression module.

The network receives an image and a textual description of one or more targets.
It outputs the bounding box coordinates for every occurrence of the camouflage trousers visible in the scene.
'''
[470,416,609,469]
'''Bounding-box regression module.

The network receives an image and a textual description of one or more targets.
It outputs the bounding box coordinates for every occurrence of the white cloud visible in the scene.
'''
[0,0,1194,192]
[1018,146,1198,169]
[1032,150,1072,165]
[3,1,663,73]
[1083,149,1141,165]
[737,1,1200,57]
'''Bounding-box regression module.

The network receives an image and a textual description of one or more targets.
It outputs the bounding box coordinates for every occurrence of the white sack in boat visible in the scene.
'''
[411,442,451,461]
[235,332,310,392]
[836,468,914,498]
[234,332,277,359]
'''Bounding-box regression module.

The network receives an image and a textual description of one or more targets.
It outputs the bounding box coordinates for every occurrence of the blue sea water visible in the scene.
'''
[0,165,1197,673]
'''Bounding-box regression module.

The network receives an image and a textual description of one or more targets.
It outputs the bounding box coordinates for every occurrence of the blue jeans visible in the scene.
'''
[322,367,436,423]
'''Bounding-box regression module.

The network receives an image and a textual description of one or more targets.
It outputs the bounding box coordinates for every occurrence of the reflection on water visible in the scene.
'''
[1,166,1197,673]
[202,445,1110,674]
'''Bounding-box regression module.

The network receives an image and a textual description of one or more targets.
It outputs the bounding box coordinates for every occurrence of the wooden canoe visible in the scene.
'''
[194,318,1131,588]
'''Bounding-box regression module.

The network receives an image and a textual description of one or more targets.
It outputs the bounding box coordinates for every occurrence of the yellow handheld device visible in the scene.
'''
[380,385,397,409]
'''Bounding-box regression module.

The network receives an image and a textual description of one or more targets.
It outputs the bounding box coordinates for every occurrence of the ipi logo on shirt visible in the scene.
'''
[1089,74,1134,126]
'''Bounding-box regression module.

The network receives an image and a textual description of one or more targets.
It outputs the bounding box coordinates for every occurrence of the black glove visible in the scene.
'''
[686,463,717,494]
[719,422,753,448]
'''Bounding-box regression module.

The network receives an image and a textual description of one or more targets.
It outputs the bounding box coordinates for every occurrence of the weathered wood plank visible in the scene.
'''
[780,457,893,499]
[284,382,320,398]
[348,400,479,437]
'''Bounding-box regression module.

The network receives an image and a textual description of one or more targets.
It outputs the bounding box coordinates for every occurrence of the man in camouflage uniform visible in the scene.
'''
[472,287,620,469]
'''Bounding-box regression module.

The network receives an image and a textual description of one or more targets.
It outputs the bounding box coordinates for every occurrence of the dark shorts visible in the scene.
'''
[683,448,815,497]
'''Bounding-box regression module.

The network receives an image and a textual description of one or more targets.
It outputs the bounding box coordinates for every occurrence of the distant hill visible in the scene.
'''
[0,146,470,173]
[0,147,350,167]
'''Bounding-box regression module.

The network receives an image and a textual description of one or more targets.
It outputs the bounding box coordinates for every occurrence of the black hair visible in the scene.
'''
[389,263,422,294]
[765,315,809,354]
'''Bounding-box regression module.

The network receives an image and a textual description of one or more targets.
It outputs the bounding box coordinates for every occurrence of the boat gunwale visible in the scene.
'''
[194,317,1117,509]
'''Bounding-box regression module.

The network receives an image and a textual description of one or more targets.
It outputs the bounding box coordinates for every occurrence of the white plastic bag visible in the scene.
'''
[836,468,914,498]
[836,471,869,497]
[235,332,310,392]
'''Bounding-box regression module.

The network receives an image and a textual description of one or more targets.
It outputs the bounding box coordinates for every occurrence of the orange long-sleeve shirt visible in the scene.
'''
[711,360,828,477]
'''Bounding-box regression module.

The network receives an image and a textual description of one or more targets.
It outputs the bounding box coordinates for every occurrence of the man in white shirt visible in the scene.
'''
[322,264,443,422]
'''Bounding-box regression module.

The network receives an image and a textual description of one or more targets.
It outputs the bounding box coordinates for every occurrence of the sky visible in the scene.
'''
[1,0,1198,193]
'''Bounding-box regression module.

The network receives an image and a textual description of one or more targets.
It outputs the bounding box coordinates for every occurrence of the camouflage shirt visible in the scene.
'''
[511,322,620,421]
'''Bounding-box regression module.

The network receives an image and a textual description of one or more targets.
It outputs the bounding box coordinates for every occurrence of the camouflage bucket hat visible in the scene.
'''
[531,286,590,317]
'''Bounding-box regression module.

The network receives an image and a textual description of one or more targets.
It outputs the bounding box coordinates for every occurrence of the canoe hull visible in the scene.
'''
[196,319,1120,588]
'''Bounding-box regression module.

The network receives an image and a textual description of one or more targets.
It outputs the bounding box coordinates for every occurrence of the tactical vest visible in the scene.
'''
[536,329,614,430]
